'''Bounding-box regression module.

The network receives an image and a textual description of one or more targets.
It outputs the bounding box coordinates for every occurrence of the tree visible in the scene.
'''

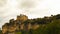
[0,28,2,34]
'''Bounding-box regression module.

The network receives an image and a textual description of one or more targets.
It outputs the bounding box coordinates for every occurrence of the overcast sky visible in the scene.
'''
[0,0,60,28]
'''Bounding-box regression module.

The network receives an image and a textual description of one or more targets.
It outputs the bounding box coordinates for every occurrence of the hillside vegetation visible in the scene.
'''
[1,14,60,34]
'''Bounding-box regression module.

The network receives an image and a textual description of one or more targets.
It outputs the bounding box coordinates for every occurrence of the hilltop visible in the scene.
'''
[2,14,60,34]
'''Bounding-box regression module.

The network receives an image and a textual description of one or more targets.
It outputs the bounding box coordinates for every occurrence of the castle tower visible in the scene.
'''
[16,14,28,23]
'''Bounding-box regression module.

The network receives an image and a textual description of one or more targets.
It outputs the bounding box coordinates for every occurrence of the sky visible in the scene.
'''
[0,0,60,28]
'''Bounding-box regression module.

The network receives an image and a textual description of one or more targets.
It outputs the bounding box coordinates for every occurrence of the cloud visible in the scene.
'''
[0,0,60,28]
[0,0,7,7]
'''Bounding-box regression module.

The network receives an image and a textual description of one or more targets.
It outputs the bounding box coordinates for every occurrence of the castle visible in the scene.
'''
[2,14,39,34]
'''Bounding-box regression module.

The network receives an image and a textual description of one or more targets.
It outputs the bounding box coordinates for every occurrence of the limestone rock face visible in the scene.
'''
[32,23,39,30]
[2,14,39,34]
[2,25,8,34]
[8,26,16,32]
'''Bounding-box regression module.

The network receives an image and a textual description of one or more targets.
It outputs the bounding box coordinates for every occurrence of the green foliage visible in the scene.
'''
[31,19,60,34]
[0,30,2,34]
[16,31,22,34]
[46,19,60,34]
